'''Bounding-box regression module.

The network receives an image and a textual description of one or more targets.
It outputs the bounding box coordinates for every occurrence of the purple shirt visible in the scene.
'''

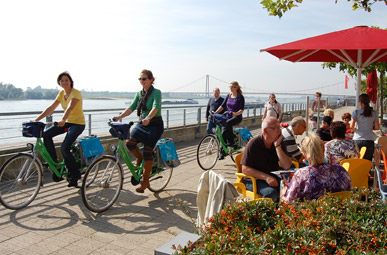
[284,163,352,203]
[221,94,245,120]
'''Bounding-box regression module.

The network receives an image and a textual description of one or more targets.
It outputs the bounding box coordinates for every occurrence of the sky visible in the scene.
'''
[1,0,387,96]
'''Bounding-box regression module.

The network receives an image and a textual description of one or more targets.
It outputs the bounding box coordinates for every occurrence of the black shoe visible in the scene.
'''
[218,155,225,160]
[67,177,80,188]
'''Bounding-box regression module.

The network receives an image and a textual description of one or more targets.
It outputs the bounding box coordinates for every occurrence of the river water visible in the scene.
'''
[0,96,307,145]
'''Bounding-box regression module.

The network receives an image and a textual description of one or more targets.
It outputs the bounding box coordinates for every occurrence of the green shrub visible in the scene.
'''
[175,190,387,254]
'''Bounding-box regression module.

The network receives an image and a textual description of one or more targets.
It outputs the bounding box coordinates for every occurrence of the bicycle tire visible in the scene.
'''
[148,167,173,192]
[81,156,123,213]
[197,135,219,170]
[0,153,42,210]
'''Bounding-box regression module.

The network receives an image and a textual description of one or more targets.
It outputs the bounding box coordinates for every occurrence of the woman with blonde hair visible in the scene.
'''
[323,108,334,120]
[283,134,351,203]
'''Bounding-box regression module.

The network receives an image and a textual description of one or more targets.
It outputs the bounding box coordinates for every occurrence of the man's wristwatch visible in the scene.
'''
[145,116,151,121]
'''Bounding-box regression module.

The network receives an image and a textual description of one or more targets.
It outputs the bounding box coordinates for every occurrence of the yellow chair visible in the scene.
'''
[233,152,265,200]
[318,191,351,200]
[359,146,367,159]
[340,158,373,189]
[379,150,387,184]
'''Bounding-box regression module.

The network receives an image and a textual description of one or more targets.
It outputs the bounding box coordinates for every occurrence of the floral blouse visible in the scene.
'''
[284,163,352,203]
[324,139,359,164]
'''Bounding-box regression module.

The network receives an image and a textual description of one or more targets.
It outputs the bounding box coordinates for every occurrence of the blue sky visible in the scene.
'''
[1,0,386,96]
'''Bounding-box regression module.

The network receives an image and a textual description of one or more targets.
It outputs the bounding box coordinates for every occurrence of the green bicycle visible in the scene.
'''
[197,111,252,170]
[81,121,174,213]
[0,121,87,210]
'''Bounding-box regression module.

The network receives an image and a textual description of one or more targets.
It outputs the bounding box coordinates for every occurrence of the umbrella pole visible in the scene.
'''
[356,68,362,108]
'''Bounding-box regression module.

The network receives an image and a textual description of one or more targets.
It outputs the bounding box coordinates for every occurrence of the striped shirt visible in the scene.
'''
[281,126,302,161]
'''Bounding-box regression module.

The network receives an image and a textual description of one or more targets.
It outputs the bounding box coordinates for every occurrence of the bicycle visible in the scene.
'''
[0,121,88,210]
[81,121,174,213]
[197,111,252,170]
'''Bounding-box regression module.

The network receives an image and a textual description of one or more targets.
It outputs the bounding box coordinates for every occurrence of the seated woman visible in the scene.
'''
[215,81,244,159]
[283,134,352,203]
[325,121,359,164]
[342,112,354,139]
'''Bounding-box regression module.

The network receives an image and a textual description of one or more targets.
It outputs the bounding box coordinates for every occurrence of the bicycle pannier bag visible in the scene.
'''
[109,123,131,140]
[79,136,105,158]
[156,138,180,168]
[22,122,46,138]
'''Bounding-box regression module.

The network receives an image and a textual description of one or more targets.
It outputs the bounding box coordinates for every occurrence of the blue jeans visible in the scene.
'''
[43,123,85,178]
[206,119,216,134]
[244,178,280,202]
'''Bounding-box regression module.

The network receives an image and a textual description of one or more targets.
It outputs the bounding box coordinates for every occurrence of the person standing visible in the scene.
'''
[113,69,163,193]
[205,88,224,134]
[351,93,380,161]
[35,72,85,188]
[262,93,282,122]
[311,92,325,112]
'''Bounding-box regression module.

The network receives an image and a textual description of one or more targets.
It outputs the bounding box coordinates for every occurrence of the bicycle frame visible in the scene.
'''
[213,116,240,155]
[116,139,143,182]
[32,138,68,178]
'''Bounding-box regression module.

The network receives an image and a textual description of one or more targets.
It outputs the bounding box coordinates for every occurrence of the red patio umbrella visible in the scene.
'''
[367,69,378,104]
[260,26,387,107]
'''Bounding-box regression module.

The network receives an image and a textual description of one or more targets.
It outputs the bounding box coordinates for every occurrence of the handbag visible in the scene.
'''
[109,123,131,140]
[22,121,46,138]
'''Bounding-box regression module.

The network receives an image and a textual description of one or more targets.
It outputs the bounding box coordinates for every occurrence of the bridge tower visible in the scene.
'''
[206,74,210,98]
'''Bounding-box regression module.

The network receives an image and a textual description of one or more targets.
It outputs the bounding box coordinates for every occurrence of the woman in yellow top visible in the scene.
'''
[35,72,85,188]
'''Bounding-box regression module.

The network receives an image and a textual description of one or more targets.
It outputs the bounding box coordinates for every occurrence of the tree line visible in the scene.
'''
[0,82,135,100]
[0,83,58,100]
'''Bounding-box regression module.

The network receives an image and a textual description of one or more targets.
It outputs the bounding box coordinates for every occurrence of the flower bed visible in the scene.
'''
[175,190,387,254]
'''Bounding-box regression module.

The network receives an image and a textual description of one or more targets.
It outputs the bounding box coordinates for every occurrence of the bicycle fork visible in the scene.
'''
[16,154,38,185]
[98,159,118,189]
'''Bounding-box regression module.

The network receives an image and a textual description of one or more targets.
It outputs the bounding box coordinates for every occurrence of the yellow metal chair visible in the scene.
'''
[340,158,373,189]
[359,146,367,159]
[234,152,266,200]
[318,190,351,200]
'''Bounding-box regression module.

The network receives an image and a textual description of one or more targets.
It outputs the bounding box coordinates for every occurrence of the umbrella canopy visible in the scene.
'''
[367,69,378,104]
[260,26,387,107]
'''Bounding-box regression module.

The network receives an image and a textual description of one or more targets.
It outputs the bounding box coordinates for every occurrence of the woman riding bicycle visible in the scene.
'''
[35,72,85,188]
[112,69,164,193]
[215,81,244,159]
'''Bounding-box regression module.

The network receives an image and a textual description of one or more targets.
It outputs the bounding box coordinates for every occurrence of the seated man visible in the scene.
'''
[316,116,332,142]
[281,116,306,165]
[241,117,292,202]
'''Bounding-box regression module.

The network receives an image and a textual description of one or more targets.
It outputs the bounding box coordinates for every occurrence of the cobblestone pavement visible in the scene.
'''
[0,107,355,255]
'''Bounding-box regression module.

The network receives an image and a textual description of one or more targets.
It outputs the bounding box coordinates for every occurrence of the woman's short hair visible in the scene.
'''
[342,112,351,120]
[57,72,74,88]
[301,134,325,166]
[330,121,346,139]
[323,108,334,117]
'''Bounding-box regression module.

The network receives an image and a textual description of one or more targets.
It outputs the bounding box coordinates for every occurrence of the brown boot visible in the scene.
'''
[130,147,143,167]
[136,160,152,193]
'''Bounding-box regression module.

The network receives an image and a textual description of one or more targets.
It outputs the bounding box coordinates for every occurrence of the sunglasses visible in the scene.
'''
[138,77,148,81]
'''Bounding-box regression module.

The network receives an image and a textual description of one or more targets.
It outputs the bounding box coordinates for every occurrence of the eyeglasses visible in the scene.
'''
[138,77,148,81]
[229,86,237,89]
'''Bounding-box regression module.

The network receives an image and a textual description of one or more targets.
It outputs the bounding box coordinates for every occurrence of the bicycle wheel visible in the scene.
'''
[0,153,42,210]
[81,156,123,213]
[148,167,173,192]
[197,135,219,170]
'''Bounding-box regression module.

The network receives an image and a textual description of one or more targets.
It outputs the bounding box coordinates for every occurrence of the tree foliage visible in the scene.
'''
[260,0,387,18]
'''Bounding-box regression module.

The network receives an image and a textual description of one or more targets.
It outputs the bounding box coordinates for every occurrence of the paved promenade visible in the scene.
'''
[0,107,355,255]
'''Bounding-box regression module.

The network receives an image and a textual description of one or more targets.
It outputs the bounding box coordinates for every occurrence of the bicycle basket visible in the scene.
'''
[109,123,130,140]
[22,121,46,138]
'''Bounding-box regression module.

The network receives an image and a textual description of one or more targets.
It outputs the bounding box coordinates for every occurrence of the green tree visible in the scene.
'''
[260,0,387,18]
